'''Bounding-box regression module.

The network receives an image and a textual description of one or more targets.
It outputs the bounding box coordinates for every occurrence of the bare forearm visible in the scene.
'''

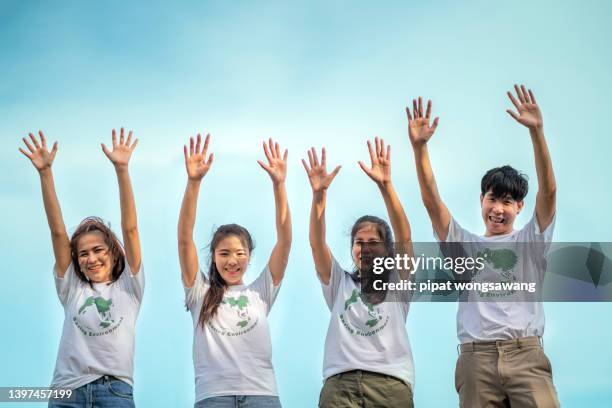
[309,191,327,250]
[530,127,556,196]
[178,179,201,245]
[115,167,138,233]
[378,182,411,242]
[273,182,292,246]
[39,168,70,273]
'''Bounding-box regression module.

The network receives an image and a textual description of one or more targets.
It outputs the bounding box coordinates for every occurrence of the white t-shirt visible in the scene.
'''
[320,256,415,388]
[51,262,144,389]
[185,267,280,403]
[437,213,555,343]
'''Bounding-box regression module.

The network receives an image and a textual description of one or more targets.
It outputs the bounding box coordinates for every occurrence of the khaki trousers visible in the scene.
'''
[456,336,560,408]
[319,370,414,408]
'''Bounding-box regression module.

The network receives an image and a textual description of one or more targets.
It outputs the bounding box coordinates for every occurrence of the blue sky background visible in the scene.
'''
[1,0,611,406]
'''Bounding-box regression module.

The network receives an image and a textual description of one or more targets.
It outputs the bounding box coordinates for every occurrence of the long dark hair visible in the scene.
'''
[198,224,254,329]
[70,216,126,287]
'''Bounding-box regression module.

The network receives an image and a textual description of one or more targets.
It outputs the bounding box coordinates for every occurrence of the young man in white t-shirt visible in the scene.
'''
[408,85,560,407]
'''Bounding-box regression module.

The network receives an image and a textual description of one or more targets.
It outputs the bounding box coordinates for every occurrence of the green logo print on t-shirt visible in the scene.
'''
[340,289,389,336]
[475,248,519,297]
[208,294,260,336]
[73,296,124,336]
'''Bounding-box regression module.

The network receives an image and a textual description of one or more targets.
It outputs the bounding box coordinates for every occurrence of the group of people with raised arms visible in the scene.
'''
[20,85,559,408]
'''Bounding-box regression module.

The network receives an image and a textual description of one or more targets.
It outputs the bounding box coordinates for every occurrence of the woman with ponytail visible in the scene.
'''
[178,134,291,408]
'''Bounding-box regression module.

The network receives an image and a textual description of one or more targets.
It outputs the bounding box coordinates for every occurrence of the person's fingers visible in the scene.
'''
[29,132,40,149]
[329,165,341,182]
[131,139,139,151]
[275,141,281,158]
[380,138,385,158]
[418,96,424,117]
[206,153,214,166]
[358,160,370,175]
[126,130,133,146]
[507,91,520,110]
[426,100,432,120]
[183,145,188,163]
[528,89,537,104]
[39,131,47,149]
[263,140,272,163]
[367,140,376,165]
[112,129,118,148]
[18,147,32,159]
[120,127,125,145]
[413,99,418,118]
[268,138,276,158]
[301,158,311,174]
[257,160,272,174]
[283,149,288,162]
[506,109,520,121]
[312,147,320,167]
[50,142,58,161]
[23,137,35,153]
[514,84,525,103]
[101,143,111,159]
[195,133,202,154]
[307,149,314,168]
[406,106,413,122]
[189,136,194,156]
[202,134,210,156]
[521,85,530,103]
[431,117,440,132]
[321,147,327,167]
[386,144,391,161]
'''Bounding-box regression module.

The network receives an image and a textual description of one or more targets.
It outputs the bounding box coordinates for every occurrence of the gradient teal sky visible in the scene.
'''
[1,1,611,406]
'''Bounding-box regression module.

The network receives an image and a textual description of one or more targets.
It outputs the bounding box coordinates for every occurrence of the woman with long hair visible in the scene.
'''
[20,129,143,408]
[302,137,416,407]
[178,134,291,408]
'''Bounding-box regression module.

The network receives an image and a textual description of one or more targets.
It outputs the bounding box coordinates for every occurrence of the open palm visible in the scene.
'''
[184,133,213,181]
[19,131,58,171]
[507,84,543,129]
[102,128,138,168]
[359,137,391,185]
[302,147,341,193]
[258,138,288,184]
[406,97,439,146]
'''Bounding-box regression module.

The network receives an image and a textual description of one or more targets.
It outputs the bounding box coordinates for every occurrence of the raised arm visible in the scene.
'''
[178,134,213,288]
[506,85,556,231]
[257,139,292,286]
[101,128,141,273]
[302,148,341,285]
[407,97,451,241]
[358,137,414,277]
[19,131,71,276]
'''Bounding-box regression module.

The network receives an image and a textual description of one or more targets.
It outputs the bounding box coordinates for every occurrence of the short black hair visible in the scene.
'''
[481,165,528,201]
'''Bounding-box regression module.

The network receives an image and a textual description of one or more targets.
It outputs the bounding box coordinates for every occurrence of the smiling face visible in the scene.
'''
[351,222,384,270]
[214,235,250,286]
[76,230,114,283]
[480,190,524,236]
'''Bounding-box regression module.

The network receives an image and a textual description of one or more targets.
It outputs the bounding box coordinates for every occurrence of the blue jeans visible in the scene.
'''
[48,376,135,408]
[195,395,282,408]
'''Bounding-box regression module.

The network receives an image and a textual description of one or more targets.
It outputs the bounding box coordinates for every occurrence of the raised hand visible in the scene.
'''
[358,137,392,186]
[19,131,58,172]
[506,84,543,129]
[102,128,139,168]
[258,138,288,184]
[302,147,341,193]
[406,96,439,146]
[184,133,213,181]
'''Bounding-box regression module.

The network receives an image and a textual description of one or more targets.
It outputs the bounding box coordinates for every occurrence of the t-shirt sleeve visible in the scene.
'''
[54,263,80,306]
[524,212,556,244]
[319,255,344,310]
[117,262,145,304]
[185,270,208,311]
[249,265,280,314]
[434,217,473,243]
